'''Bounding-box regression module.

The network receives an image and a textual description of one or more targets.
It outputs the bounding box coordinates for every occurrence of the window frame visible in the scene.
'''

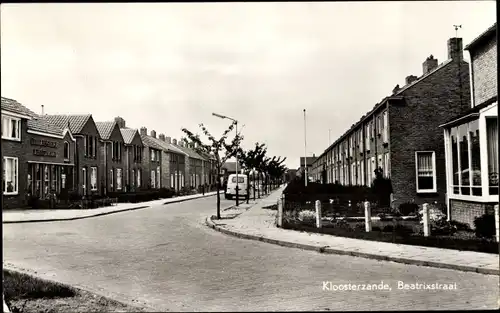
[2,115,21,141]
[116,168,122,190]
[415,151,437,193]
[64,141,70,160]
[3,156,19,195]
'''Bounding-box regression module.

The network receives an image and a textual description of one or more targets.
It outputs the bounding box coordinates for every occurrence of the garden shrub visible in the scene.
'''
[418,204,446,223]
[398,202,419,216]
[430,219,457,236]
[473,214,496,239]
[449,220,472,231]
[298,210,316,225]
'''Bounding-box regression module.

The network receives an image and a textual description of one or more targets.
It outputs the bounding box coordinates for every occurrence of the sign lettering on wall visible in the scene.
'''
[30,138,58,148]
[33,149,56,157]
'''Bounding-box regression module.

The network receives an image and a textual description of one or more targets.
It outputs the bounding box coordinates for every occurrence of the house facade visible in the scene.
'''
[96,120,127,194]
[441,23,498,227]
[174,140,205,189]
[139,128,163,189]
[312,37,471,208]
[41,114,102,197]
[298,156,317,180]
[149,133,187,192]
[2,97,77,209]
[118,118,144,192]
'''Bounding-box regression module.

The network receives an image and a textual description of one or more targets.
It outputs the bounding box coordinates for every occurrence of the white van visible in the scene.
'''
[225,174,248,200]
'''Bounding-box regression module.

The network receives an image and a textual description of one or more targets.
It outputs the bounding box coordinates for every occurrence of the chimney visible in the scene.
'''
[422,55,438,74]
[150,130,156,138]
[166,136,171,144]
[173,139,177,145]
[159,133,165,141]
[405,75,418,85]
[447,37,463,61]
[114,117,126,128]
[140,127,147,136]
[392,84,401,94]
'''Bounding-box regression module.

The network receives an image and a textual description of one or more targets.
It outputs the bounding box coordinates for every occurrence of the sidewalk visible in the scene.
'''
[3,191,218,224]
[206,186,500,276]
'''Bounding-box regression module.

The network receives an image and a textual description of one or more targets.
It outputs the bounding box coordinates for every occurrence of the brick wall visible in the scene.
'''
[161,151,171,189]
[449,199,496,227]
[470,37,497,106]
[77,118,102,196]
[390,60,471,208]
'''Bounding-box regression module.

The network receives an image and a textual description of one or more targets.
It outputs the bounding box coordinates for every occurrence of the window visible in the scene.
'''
[378,154,383,173]
[383,111,388,143]
[44,165,49,195]
[351,163,356,185]
[2,115,21,141]
[35,164,41,196]
[356,161,361,185]
[151,149,155,161]
[110,169,114,190]
[365,124,371,150]
[377,114,384,135]
[116,168,122,190]
[470,120,482,195]
[3,157,18,194]
[171,174,174,188]
[27,165,33,194]
[84,136,88,157]
[181,173,184,187]
[416,151,436,193]
[360,160,365,185]
[175,172,178,189]
[371,157,376,184]
[82,168,87,194]
[151,170,156,188]
[231,176,245,183]
[156,167,160,188]
[137,170,141,187]
[486,118,498,195]
[131,169,135,188]
[111,142,114,160]
[90,167,97,191]
[88,136,93,157]
[384,153,390,178]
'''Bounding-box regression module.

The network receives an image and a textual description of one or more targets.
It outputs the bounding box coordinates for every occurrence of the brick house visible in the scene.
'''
[298,156,317,181]
[151,133,187,192]
[117,120,144,192]
[197,149,218,188]
[441,23,498,227]
[95,120,126,194]
[42,114,102,197]
[139,128,163,189]
[2,97,76,209]
[174,139,205,189]
[312,36,471,208]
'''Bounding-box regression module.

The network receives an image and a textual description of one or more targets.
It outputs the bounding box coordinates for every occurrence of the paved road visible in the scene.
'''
[3,197,499,311]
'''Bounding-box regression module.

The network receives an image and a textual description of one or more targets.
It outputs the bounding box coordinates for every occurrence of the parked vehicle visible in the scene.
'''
[225,174,249,200]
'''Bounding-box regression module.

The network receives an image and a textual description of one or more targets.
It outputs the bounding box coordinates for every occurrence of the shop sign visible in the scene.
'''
[33,149,56,157]
[31,138,58,148]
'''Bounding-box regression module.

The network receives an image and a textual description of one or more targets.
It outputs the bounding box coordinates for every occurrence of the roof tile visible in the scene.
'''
[95,121,116,140]
[42,114,91,134]
[1,97,38,118]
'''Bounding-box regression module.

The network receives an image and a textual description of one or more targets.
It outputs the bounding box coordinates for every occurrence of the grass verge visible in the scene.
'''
[3,269,145,313]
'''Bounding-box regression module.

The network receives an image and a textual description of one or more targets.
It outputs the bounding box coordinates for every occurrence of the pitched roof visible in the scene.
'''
[27,118,65,136]
[172,143,205,160]
[42,114,92,134]
[465,23,496,52]
[95,121,116,140]
[149,136,187,155]
[222,161,242,172]
[140,134,166,151]
[120,128,140,145]
[1,97,38,118]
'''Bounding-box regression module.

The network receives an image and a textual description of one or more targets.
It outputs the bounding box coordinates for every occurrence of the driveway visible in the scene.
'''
[3,197,498,311]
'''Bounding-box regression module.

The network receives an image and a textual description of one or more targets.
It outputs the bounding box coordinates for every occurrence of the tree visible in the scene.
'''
[181,122,243,219]
[237,142,268,203]
[260,156,286,193]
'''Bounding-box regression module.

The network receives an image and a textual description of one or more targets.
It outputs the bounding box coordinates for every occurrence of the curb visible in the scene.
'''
[2,265,158,312]
[205,217,500,276]
[3,193,217,224]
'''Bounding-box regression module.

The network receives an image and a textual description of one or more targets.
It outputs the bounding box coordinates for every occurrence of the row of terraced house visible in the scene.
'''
[1,97,218,209]
[310,26,498,227]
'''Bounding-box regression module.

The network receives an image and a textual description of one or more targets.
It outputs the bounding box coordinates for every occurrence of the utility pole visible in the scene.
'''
[303,109,308,187]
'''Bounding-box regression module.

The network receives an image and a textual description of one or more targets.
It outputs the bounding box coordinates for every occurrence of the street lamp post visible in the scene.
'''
[213,112,240,206]
[303,109,308,187]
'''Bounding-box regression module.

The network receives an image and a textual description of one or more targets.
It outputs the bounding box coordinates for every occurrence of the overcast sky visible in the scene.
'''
[1,2,496,169]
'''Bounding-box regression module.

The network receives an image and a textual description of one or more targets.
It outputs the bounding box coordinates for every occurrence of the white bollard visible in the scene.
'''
[495,204,499,243]
[364,201,372,232]
[423,203,431,237]
[315,200,322,228]
[277,197,284,228]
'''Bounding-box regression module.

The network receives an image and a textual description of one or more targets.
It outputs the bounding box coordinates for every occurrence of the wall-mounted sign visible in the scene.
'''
[33,149,56,157]
[31,138,58,148]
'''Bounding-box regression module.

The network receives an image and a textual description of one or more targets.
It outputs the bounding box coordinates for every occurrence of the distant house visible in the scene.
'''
[297,156,317,180]
[441,23,498,227]
[118,119,144,192]
[139,128,164,189]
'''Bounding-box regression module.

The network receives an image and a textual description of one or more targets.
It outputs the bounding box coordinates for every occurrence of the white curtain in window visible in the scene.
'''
[117,168,122,190]
[151,170,155,188]
[417,153,433,176]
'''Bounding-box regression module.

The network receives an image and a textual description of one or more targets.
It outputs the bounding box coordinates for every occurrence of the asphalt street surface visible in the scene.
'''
[3,196,499,311]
